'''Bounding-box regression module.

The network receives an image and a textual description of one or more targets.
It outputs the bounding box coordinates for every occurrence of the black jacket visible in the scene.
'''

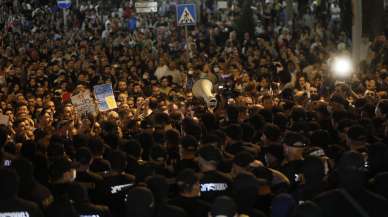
[169,196,210,217]
[73,202,112,217]
[154,203,187,217]
[47,183,78,217]
[315,188,388,217]
[200,170,233,203]
[0,197,44,217]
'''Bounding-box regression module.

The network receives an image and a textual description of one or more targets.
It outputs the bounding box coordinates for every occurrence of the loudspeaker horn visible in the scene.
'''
[192,79,217,109]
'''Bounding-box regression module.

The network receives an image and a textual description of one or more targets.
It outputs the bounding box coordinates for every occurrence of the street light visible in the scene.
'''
[330,55,353,79]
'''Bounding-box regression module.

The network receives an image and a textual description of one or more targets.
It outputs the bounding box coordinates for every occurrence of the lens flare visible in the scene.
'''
[331,56,353,78]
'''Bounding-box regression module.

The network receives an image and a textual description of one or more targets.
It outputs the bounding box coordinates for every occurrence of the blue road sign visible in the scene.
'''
[57,0,72,9]
[176,4,197,26]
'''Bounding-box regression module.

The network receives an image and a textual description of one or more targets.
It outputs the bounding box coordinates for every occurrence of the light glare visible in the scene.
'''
[331,56,353,78]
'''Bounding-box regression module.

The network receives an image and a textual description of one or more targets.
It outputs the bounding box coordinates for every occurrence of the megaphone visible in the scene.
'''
[192,79,217,109]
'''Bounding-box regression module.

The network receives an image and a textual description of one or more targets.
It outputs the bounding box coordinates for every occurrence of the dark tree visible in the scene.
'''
[339,0,352,37]
[362,0,385,39]
[234,0,255,42]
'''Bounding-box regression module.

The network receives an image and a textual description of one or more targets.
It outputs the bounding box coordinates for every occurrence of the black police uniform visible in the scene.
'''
[73,202,111,217]
[90,158,111,173]
[175,159,199,174]
[0,197,44,217]
[199,170,233,203]
[315,188,388,217]
[125,156,141,175]
[99,172,134,217]
[169,195,210,217]
[232,172,267,217]
[20,181,53,209]
[279,160,304,189]
[47,183,78,217]
[75,170,103,203]
[154,203,187,217]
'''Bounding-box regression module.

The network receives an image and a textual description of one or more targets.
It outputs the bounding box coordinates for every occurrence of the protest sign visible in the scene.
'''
[71,90,97,116]
[93,84,117,111]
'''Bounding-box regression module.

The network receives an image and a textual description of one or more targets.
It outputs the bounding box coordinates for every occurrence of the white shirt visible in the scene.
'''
[155,65,169,80]
[101,29,110,39]
[155,65,183,85]
[330,4,341,20]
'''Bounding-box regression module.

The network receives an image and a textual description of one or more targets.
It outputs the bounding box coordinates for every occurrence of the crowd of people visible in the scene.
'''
[1,0,388,217]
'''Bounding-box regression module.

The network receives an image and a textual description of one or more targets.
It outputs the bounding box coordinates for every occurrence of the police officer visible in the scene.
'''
[280,132,307,189]
[69,183,112,217]
[74,147,104,204]
[0,168,44,217]
[197,145,232,203]
[100,150,135,217]
[170,169,210,217]
[46,157,79,217]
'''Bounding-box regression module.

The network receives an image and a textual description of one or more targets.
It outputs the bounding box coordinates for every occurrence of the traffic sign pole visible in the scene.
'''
[185,25,189,60]
[63,9,68,30]
[57,0,72,30]
[176,4,197,60]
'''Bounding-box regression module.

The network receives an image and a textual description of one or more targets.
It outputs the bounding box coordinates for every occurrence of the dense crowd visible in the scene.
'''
[1,0,388,217]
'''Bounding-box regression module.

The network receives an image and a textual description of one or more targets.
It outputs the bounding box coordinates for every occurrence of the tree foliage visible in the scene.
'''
[234,0,255,42]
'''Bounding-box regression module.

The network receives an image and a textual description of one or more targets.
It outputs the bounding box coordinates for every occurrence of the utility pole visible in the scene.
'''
[352,0,362,73]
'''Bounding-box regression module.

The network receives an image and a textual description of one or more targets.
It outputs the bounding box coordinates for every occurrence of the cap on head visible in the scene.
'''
[211,196,237,217]
[126,187,154,217]
[233,151,255,168]
[180,135,198,152]
[197,145,222,164]
[283,131,306,148]
[347,125,367,142]
[263,123,281,141]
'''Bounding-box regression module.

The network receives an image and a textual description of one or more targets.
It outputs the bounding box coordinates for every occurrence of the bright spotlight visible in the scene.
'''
[331,56,353,78]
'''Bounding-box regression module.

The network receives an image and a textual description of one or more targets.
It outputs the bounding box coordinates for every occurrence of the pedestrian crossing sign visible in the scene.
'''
[176,4,197,26]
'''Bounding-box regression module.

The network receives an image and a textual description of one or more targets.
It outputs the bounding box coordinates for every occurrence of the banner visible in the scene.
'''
[93,84,117,111]
[217,1,228,9]
[71,90,97,116]
[135,1,158,13]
